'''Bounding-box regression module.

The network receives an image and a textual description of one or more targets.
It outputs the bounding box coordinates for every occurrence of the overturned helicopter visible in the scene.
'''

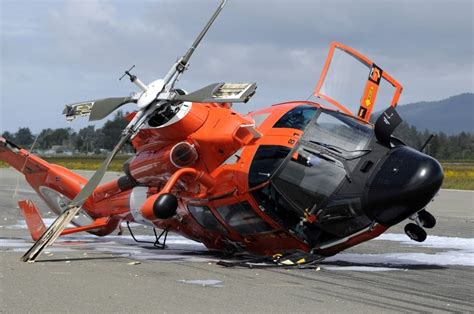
[0,0,443,266]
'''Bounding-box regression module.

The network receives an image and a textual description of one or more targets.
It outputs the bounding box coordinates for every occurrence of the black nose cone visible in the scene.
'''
[366,146,444,226]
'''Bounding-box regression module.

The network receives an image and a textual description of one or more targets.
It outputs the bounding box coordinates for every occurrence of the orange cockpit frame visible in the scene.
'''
[314,42,403,122]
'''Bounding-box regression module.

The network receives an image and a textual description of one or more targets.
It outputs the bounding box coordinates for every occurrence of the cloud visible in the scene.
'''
[0,0,472,133]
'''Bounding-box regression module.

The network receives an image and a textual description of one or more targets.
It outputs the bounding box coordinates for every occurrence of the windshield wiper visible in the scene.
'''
[308,140,371,160]
[309,140,343,154]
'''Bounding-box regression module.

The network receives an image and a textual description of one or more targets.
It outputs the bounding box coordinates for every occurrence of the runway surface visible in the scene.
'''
[1,168,473,313]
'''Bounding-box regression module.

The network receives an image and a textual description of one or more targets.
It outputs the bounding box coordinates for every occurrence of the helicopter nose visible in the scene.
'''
[365,146,443,226]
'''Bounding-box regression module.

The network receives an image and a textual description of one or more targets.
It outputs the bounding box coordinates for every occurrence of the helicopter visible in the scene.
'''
[0,0,443,266]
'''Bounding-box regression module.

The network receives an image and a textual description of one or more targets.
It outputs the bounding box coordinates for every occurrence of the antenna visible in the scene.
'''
[119,65,136,81]
[119,65,147,92]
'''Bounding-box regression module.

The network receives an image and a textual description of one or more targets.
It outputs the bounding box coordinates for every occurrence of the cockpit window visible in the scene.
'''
[273,105,317,131]
[248,145,291,188]
[272,151,346,212]
[188,205,227,233]
[306,110,373,152]
[216,201,273,236]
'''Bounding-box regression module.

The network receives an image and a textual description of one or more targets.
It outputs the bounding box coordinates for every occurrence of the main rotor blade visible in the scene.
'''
[89,97,136,121]
[63,97,136,122]
[21,132,132,262]
[181,0,227,66]
[174,83,257,103]
[70,132,132,207]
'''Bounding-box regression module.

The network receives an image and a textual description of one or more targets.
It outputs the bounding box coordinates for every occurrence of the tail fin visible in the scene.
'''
[0,136,90,215]
[1,136,123,240]
[18,200,46,241]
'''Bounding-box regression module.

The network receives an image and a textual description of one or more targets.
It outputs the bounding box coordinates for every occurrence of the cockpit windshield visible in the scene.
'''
[306,110,373,153]
[250,108,376,246]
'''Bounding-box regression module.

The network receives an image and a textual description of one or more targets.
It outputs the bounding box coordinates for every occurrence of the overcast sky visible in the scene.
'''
[1,0,473,133]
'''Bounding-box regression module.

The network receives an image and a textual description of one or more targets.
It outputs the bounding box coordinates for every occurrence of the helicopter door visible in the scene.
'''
[314,42,403,122]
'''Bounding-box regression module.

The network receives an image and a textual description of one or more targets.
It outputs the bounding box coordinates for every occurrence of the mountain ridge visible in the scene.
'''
[386,93,473,134]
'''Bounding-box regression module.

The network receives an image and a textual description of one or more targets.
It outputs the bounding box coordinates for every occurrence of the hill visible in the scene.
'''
[394,93,473,134]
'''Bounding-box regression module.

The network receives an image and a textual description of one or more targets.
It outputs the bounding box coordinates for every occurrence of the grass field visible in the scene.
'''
[441,162,474,190]
[0,156,129,172]
[1,157,473,190]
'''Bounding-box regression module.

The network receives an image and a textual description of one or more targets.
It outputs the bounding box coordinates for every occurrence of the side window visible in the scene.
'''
[248,145,291,188]
[187,205,227,233]
[273,105,317,131]
[216,201,273,236]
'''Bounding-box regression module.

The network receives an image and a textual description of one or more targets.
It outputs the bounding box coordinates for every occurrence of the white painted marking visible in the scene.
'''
[324,266,401,272]
[3,217,474,268]
[327,233,474,267]
[177,279,224,287]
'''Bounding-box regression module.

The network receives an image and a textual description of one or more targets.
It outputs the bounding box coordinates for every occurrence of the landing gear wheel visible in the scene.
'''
[417,209,436,228]
[404,223,427,242]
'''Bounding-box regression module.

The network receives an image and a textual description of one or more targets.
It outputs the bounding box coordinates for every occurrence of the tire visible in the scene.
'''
[418,209,436,229]
[404,223,427,242]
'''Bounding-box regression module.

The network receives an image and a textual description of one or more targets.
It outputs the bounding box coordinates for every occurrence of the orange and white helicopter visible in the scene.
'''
[0,0,443,266]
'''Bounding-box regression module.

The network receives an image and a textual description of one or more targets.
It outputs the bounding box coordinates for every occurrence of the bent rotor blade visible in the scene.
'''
[181,0,227,66]
[21,132,132,262]
[89,97,136,121]
[174,83,257,103]
[63,97,136,122]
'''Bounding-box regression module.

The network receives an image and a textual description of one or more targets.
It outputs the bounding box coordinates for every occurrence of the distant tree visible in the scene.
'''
[394,122,420,148]
[99,111,130,151]
[37,128,53,149]
[1,131,15,141]
[429,134,440,157]
[393,122,474,160]
[40,129,69,148]
[76,126,97,153]
[14,127,35,148]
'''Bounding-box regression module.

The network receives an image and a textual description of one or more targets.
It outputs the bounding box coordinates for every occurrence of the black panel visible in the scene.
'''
[216,201,273,236]
[117,175,137,191]
[366,146,443,225]
[188,205,227,233]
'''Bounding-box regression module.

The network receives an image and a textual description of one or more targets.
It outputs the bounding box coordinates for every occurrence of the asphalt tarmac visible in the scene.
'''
[0,168,473,313]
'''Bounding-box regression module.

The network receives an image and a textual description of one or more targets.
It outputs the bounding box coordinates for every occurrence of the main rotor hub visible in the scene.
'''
[137,79,165,109]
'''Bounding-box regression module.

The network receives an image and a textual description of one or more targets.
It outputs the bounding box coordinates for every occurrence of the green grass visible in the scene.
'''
[41,156,129,172]
[441,163,474,190]
[1,156,473,190]
[0,156,129,172]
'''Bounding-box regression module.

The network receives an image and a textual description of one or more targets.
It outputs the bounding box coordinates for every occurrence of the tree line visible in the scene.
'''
[1,111,131,154]
[392,122,474,160]
[2,112,473,160]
